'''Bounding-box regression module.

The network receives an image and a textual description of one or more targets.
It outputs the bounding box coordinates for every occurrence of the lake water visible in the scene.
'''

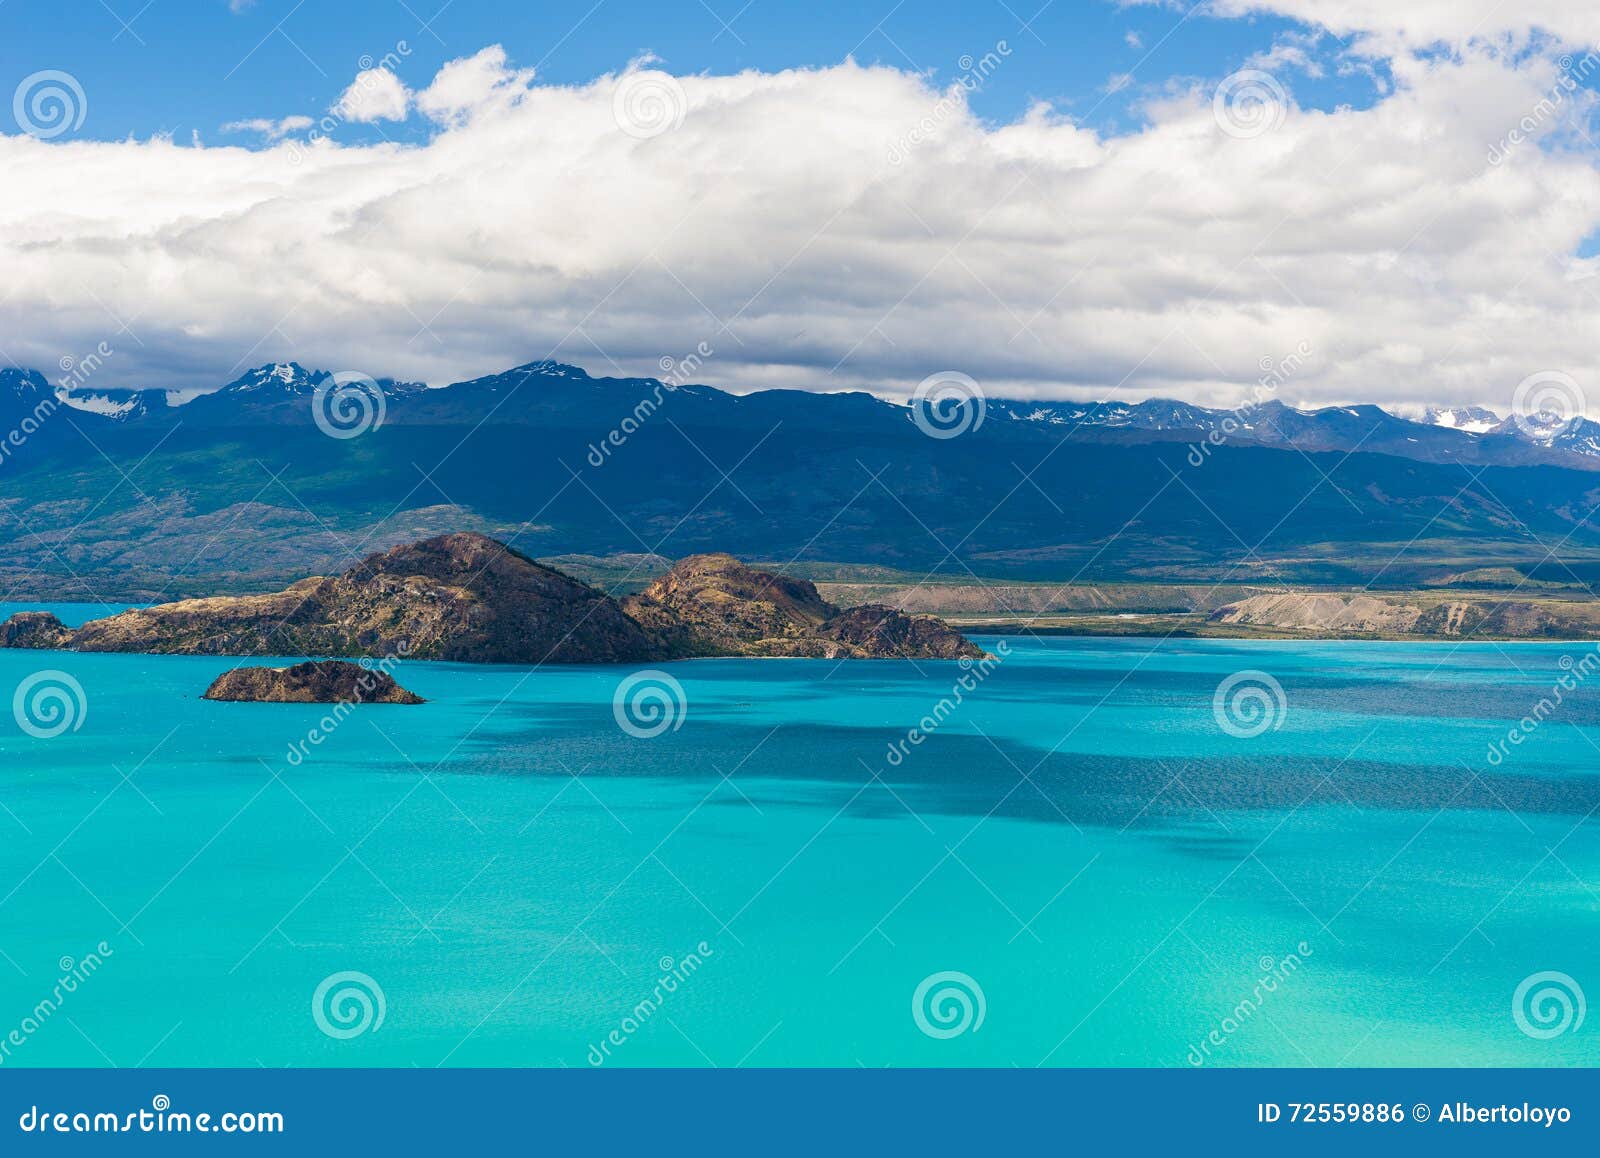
[1,616,1597,1067]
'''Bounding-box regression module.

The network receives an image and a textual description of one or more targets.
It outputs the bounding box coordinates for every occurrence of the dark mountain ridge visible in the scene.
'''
[3,359,1600,595]
[28,359,1600,472]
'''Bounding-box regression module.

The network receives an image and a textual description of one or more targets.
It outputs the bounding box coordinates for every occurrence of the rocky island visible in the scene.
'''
[621,552,986,659]
[0,611,75,649]
[0,533,983,664]
[203,660,425,704]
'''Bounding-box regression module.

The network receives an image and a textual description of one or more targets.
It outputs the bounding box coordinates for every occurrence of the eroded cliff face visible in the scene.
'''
[4,534,984,664]
[1208,592,1580,638]
[1208,593,1426,634]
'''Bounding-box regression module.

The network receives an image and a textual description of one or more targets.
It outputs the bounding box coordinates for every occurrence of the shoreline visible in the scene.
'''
[964,625,1600,644]
[7,637,1600,661]
[9,598,1600,649]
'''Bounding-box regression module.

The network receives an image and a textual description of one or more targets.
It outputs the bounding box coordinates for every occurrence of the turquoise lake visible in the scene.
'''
[1,612,1598,1067]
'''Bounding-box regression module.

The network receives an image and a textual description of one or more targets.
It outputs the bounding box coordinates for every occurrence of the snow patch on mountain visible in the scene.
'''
[1423,405,1501,434]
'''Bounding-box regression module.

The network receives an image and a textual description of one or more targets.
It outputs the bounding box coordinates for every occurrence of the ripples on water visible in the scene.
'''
[0,627,1596,1067]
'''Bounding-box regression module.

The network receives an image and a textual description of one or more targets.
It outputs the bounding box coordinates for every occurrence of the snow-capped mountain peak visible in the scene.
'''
[1422,405,1501,434]
[60,387,173,421]
[219,362,327,394]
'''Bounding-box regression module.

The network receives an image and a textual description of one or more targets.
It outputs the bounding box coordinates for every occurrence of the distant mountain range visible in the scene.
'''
[982,396,1600,469]
[3,358,1600,598]
[22,361,1600,472]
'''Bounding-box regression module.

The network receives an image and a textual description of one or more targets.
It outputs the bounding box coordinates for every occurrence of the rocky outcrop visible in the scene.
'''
[622,553,987,659]
[815,604,985,660]
[0,611,74,649]
[203,660,424,703]
[621,553,835,655]
[67,533,663,664]
[1,534,984,664]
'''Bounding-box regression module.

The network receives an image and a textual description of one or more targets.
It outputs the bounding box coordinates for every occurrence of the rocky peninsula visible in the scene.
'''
[0,533,983,664]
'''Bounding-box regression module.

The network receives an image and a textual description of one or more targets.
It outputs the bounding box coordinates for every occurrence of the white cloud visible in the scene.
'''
[221,115,314,140]
[1202,0,1600,53]
[415,45,534,125]
[333,68,411,124]
[3,45,1600,417]
[1245,31,1327,78]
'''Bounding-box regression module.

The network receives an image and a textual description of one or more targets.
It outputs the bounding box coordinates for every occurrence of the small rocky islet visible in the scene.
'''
[203,660,425,704]
[0,533,985,702]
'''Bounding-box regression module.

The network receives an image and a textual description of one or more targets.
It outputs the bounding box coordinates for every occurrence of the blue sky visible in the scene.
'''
[1,0,1388,142]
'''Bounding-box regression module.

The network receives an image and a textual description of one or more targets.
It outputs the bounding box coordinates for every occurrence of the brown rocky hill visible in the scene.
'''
[203,660,424,704]
[815,604,984,659]
[57,533,665,664]
[2,534,982,663]
[0,611,75,649]
[623,553,985,659]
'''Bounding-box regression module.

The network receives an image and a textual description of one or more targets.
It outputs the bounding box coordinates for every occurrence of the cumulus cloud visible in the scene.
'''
[1202,0,1600,53]
[1245,31,1327,77]
[333,68,411,124]
[222,115,314,140]
[415,45,534,125]
[3,43,1600,416]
